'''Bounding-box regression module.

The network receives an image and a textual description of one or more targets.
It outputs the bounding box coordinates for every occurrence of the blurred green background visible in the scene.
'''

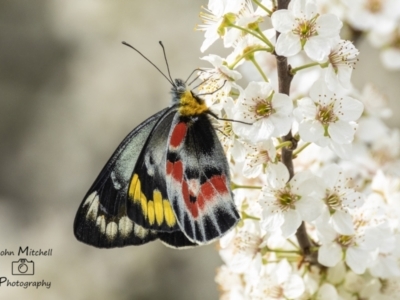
[0,1,400,299]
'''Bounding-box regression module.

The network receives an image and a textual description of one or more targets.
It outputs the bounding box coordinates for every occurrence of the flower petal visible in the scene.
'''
[330,210,355,235]
[336,97,364,122]
[275,32,301,57]
[299,121,324,143]
[304,37,330,61]
[318,242,342,267]
[345,247,370,274]
[271,10,295,33]
[315,14,342,37]
[296,196,323,222]
[281,209,301,237]
[328,121,355,144]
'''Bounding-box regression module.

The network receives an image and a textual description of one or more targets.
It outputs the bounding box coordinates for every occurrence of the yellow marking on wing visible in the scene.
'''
[179,90,208,116]
[128,174,139,202]
[128,174,176,228]
[163,200,176,227]
[133,175,142,202]
[140,192,148,218]
[153,190,164,226]
[147,201,155,225]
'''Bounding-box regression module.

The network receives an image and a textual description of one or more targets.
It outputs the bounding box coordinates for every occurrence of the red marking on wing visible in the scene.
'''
[197,175,229,210]
[182,175,229,218]
[166,160,183,182]
[169,122,187,148]
[182,181,199,218]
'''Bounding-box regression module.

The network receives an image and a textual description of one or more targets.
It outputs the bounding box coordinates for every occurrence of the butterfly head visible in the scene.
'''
[171,79,187,100]
[171,79,208,117]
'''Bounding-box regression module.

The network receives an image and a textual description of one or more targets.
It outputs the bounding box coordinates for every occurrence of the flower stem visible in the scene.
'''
[231,181,262,190]
[229,48,271,69]
[228,23,264,43]
[250,57,269,82]
[276,141,292,151]
[254,28,274,49]
[252,0,273,16]
[241,211,260,221]
[293,142,311,157]
[291,62,321,74]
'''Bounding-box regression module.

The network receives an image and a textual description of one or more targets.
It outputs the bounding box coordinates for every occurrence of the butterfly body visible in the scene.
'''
[74,79,240,248]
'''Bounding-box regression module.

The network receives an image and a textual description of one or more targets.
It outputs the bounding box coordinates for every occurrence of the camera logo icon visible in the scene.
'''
[11,258,34,275]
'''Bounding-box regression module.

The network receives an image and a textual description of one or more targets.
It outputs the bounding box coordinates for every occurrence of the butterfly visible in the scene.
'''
[73,42,240,248]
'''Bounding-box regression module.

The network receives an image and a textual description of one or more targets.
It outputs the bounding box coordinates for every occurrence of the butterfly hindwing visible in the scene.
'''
[165,113,240,244]
[74,192,158,248]
[74,108,171,248]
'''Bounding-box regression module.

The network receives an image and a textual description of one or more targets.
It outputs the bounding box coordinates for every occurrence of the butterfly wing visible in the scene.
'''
[126,107,182,233]
[74,108,171,248]
[165,114,240,244]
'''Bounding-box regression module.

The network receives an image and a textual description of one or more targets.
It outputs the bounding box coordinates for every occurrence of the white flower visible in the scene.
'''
[217,98,247,162]
[370,130,400,171]
[219,219,263,273]
[359,83,392,119]
[317,164,364,235]
[233,81,293,143]
[294,79,364,158]
[346,0,400,34]
[223,0,264,48]
[215,265,246,300]
[226,28,275,69]
[369,27,400,70]
[251,259,305,299]
[200,54,242,97]
[271,0,342,61]
[316,283,340,300]
[325,39,359,91]
[316,209,380,274]
[356,83,391,143]
[198,57,241,112]
[381,47,400,70]
[198,0,245,52]
[242,139,276,178]
[260,162,324,237]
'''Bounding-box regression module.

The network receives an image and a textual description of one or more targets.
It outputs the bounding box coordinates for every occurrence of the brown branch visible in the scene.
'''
[275,0,319,266]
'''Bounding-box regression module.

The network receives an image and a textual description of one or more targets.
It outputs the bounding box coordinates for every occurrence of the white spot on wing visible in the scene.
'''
[134,224,149,239]
[118,216,133,237]
[188,179,200,197]
[106,221,118,240]
[96,216,106,234]
[85,192,99,220]
[111,171,122,190]
[144,151,155,177]
[83,192,97,207]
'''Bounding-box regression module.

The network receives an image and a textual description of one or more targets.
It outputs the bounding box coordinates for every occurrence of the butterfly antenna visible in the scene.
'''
[158,41,174,85]
[190,73,213,90]
[185,68,204,85]
[122,41,173,86]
